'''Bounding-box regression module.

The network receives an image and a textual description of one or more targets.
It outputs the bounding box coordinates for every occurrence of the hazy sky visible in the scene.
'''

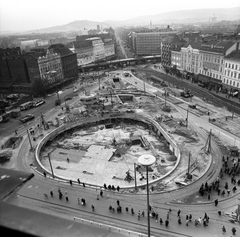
[0,0,240,32]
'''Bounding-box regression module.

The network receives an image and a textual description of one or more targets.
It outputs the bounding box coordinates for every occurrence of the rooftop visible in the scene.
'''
[225,50,240,61]
[48,44,75,56]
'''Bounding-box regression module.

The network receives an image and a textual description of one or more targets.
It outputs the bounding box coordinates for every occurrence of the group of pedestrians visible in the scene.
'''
[198,155,240,203]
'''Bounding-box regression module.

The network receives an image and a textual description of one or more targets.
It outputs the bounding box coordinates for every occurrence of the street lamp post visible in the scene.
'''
[186,109,189,128]
[138,154,156,237]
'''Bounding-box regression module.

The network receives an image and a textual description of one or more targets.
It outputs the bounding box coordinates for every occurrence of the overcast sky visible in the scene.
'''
[0,0,240,32]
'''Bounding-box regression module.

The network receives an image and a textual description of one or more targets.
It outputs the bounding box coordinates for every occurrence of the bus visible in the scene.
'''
[19,101,34,111]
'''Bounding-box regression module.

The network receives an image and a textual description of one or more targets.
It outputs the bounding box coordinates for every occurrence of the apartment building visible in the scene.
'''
[131,28,178,56]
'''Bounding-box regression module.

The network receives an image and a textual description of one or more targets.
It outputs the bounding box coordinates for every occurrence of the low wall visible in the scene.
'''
[35,113,181,188]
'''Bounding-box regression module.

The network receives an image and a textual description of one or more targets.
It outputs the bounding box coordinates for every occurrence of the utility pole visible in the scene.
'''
[27,129,33,150]
[47,153,55,179]
[134,163,137,190]
[187,152,191,176]
[186,109,189,128]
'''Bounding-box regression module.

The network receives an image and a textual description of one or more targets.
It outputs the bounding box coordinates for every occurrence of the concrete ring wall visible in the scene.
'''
[35,113,181,189]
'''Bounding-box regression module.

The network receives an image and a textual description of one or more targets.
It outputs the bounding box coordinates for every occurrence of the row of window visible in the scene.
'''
[200,69,222,80]
[223,78,240,88]
[225,62,239,70]
[224,70,240,79]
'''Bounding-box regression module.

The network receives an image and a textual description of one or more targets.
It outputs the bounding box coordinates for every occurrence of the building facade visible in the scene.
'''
[73,36,115,66]
[181,43,201,75]
[171,50,182,69]
[161,35,186,68]
[38,50,63,85]
[223,49,240,95]
[130,28,178,56]
[198,41,239,90]
[48,44,78,80]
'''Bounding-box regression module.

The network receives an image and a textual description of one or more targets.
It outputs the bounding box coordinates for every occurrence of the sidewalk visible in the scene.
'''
[151,65,240,112]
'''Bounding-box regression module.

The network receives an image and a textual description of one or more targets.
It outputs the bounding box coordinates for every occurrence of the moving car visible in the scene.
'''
[19,114,35,123]
[33,99,45,107]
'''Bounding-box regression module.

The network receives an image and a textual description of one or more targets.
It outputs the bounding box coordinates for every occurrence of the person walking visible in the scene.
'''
[189,214,192,222]
[177,209,181,217]
[231,227,236,235]
[91,205,95,211]
[117,200,120,206]
[159,218,163,225]
[214,199,218,206]
[222,225,226,234]
[77,178,80,184]
[165,219,169,227]
[141,211,145,217]
[178,216,182,225]
[66,196,68,202]
[69,180,72,185]
[50,191,53,197]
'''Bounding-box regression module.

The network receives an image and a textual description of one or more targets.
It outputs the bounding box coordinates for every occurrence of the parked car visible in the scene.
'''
[19,114,35,123]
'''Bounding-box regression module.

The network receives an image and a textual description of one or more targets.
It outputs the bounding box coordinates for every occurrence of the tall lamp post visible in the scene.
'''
[138,154,156,237]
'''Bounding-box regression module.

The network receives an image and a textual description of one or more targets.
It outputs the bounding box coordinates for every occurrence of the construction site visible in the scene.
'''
[37,70,213,191]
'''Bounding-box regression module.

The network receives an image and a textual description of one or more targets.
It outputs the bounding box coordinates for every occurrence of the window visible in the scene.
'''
[235,65,238,70]
[232,64,234,69]
[234,72,237,78]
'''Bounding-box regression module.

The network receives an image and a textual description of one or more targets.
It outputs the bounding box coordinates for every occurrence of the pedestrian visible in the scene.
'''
[97,194,99,200]
[91,205,95,211]
[117,200,120,206]
[141,211,145,217]
[117,186,120,192]
[231,227,236,235]
[43,171,46,177]
[214,199,218,206]
[218,211,221,216]
[222,225,226,234]
[100,190,103,197]
[50,191,53,197]
[177,209,181,217]
[131,208,134,215]
[165,219,169,227]
[189,214,192,222]
[167,212,169,220]
[169,208,172,213]
[138,211,141,220]
[178,216,182,225]
[77,178,80,184]
[67,158,69,163]
[155,213,158,222]
[66,196,68,202]
[104,183,107,189]
[186,219,189,226]
[83,182,85,187]
[159,218,163,225]
[126,207,128,212]
[69,180,72,185]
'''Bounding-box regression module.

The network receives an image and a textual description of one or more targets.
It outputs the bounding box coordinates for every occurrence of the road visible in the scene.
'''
[4,69,240,237]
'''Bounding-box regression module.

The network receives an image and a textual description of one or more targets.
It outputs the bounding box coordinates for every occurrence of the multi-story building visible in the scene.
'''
[38,49,63,85]
[223,47,240,95]
[130,28,178,56]
[161,35,186,68]
[73,36,115,66]
[171,50,182,69]
[73,40,95,66]
[198,41,239,90]
[181,42,201,76]
[0,47,21,57]
[48,44,78,81]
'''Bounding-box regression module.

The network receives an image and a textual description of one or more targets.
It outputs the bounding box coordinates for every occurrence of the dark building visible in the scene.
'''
[161,35,186,68]
[48,44,78,81]
[0,47,21,58]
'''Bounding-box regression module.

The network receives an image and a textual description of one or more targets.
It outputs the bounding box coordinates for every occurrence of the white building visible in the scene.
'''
[38,49,63,84]
[223,49,240,95]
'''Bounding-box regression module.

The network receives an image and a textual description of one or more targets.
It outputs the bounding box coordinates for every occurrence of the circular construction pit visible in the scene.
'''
[35,113,181,188]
